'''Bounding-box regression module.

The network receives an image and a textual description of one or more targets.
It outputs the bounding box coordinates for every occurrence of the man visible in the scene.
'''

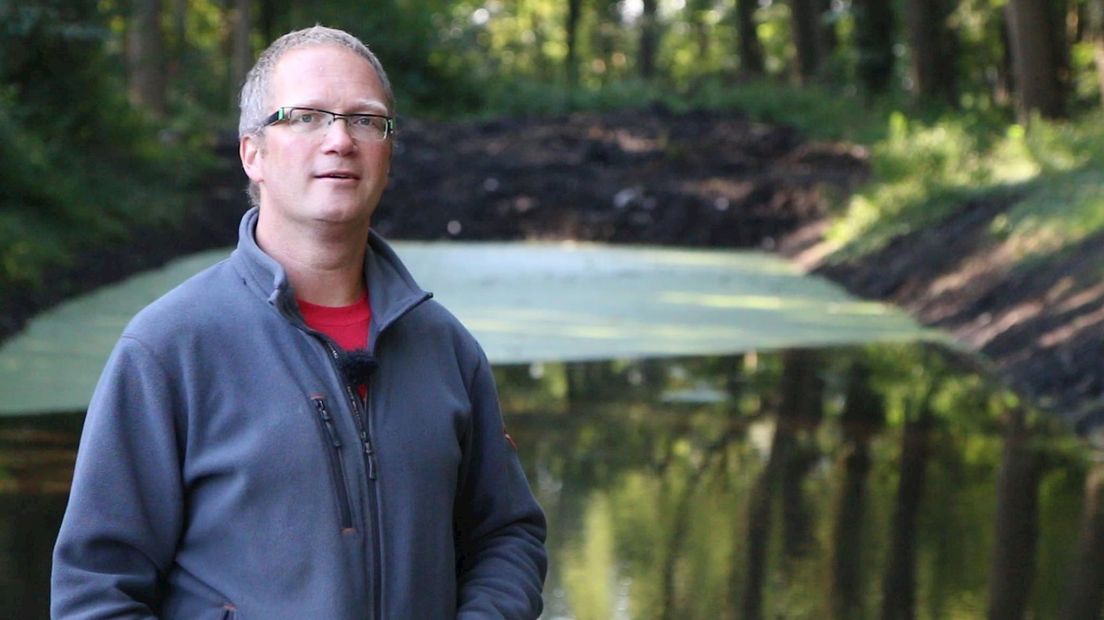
[52,26,547,619]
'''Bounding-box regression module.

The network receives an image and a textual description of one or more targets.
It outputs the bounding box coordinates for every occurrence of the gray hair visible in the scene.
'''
[238,25,394,139]
[237,26,394,207]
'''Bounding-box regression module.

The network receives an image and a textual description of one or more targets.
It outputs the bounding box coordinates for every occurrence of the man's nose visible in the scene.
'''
[321,117,357,152]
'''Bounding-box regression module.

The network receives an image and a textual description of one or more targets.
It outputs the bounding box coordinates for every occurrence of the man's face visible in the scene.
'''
[241,45,391,230]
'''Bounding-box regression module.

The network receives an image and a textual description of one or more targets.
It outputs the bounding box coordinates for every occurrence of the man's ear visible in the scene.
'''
[240,134,264,184]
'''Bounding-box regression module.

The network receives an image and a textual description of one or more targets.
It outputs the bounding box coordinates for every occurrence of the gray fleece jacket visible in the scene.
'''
[51,208,547,619]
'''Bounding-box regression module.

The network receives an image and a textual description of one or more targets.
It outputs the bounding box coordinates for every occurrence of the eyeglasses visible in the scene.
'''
[262,106,394,141]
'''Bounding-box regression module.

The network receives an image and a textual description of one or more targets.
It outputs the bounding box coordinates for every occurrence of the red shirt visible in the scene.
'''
[297,295,372,352]
[299,295,372,399]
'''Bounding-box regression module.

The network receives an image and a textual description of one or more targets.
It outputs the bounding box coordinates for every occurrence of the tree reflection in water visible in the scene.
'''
[498,344,1104,620]
[1,344,1103,619]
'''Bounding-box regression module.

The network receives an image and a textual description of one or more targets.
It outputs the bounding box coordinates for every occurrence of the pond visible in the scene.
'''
[2,343,1101,619]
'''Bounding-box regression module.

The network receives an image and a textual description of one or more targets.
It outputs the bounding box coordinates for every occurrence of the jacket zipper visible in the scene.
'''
[364,375,383,620]
[310,396,355,531]
[320,340,382,620]
[289,291,430,620]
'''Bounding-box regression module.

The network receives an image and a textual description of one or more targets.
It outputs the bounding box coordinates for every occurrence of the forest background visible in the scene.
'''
[3,0,1104,421]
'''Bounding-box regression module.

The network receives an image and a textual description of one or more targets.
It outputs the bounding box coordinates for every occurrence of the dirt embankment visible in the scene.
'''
[803,196,1104,430]
[377,106,866,247]
[5,107,1097,428]
[1,107,864,338]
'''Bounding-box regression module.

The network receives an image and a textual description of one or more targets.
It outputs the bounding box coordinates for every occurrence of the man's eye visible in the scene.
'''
[295,113,318,124]
[351,116,379,128]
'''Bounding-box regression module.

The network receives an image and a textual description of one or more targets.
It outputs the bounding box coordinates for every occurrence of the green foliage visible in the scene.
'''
[4,0,1104,328]
[296,0,485,115]
[826,109,1104,264]
[0,0,206,294]
[499,346,1091,619]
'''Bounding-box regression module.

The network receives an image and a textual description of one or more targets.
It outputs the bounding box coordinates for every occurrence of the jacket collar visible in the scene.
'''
[232,207,432,341]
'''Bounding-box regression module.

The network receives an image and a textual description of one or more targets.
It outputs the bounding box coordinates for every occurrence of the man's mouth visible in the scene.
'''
[316,171,360,180]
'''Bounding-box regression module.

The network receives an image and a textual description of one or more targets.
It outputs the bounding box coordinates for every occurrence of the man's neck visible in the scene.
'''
[255,212,369,307]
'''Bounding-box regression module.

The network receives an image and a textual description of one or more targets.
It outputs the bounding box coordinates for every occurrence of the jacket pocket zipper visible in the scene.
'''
[311,395,355,531]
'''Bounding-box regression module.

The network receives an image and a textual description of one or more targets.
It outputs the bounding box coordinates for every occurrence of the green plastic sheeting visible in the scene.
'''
[0,242,941,415]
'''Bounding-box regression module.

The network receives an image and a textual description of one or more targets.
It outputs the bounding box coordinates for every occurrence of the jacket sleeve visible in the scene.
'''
[454,353,548,619]
[51,336,185,619]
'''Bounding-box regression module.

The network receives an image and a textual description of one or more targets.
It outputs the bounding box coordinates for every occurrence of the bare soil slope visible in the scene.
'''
[10,107,1098,427]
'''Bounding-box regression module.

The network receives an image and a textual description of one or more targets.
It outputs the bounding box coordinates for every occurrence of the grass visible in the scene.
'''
[823,110,1104,265]
[474,75,891,142]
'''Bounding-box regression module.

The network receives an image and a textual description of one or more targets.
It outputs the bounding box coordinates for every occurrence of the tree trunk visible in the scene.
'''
[1004,0,1066,120]
[260,0,279,45]
[851,0,896,95]
[739,350,820,620]
[1092,0,1104,115]
[127,0,167,117]
[230,0,253,106]
[905,0,958,105]
[986,407,1042,620]
[740,414,792,620]
[566,0,583,88]
[832,442,870,620]
[735,0,765,75]
[734,351,826,619]
[639,0,659,79]
[171,0,187,67]
[817,0,837,57]
[660,435,729,620]
[879,402,933,620]
[790,0,822,82]
[778,350,824,559]
[830,359,883,620]
[1060,459,1104,620]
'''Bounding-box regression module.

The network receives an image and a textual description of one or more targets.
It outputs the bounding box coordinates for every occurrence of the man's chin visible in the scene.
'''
[310,204,376,228]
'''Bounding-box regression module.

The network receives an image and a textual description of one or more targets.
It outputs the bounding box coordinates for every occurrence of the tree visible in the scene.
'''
[230,0,253,107]
[880,393,934,620]
[986,407,1042,620]
[1004,0,1067,119]
[640,0,659,79]
[904,0,958,105]
[830,359,883,619]
[735,0,765,75]
[1060,460,1104,620]
[127,0,167,117]
[740,350,825,620]
[1087,0,1104,110]
[566,0,584,87]
[852,0,897,95]
[790,0,824,82]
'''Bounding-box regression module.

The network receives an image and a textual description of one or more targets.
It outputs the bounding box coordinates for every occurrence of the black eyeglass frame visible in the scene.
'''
[261,106,395,140]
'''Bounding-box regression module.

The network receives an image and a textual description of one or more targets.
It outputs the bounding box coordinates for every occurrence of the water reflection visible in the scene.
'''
[1,344,1102,619]
[0,414,82,619]
[498,344,1103,620]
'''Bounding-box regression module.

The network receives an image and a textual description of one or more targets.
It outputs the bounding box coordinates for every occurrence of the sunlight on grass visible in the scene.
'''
[997,166,1104,261]
[827,111,1104,264]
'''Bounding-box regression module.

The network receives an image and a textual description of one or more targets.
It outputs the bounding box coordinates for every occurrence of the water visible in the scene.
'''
[2,343,1101,619]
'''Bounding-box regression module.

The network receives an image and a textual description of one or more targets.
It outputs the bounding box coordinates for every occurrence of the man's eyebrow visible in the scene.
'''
[354,101,390,115]
[289,100,390,115]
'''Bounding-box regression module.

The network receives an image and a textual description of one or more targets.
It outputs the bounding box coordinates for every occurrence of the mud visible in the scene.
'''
[5,106,1097,428]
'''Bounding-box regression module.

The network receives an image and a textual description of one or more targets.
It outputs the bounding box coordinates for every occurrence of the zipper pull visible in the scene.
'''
[312,397,342,448]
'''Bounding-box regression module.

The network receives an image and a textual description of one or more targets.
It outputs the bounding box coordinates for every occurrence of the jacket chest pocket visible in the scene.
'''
[310,395,356,532]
